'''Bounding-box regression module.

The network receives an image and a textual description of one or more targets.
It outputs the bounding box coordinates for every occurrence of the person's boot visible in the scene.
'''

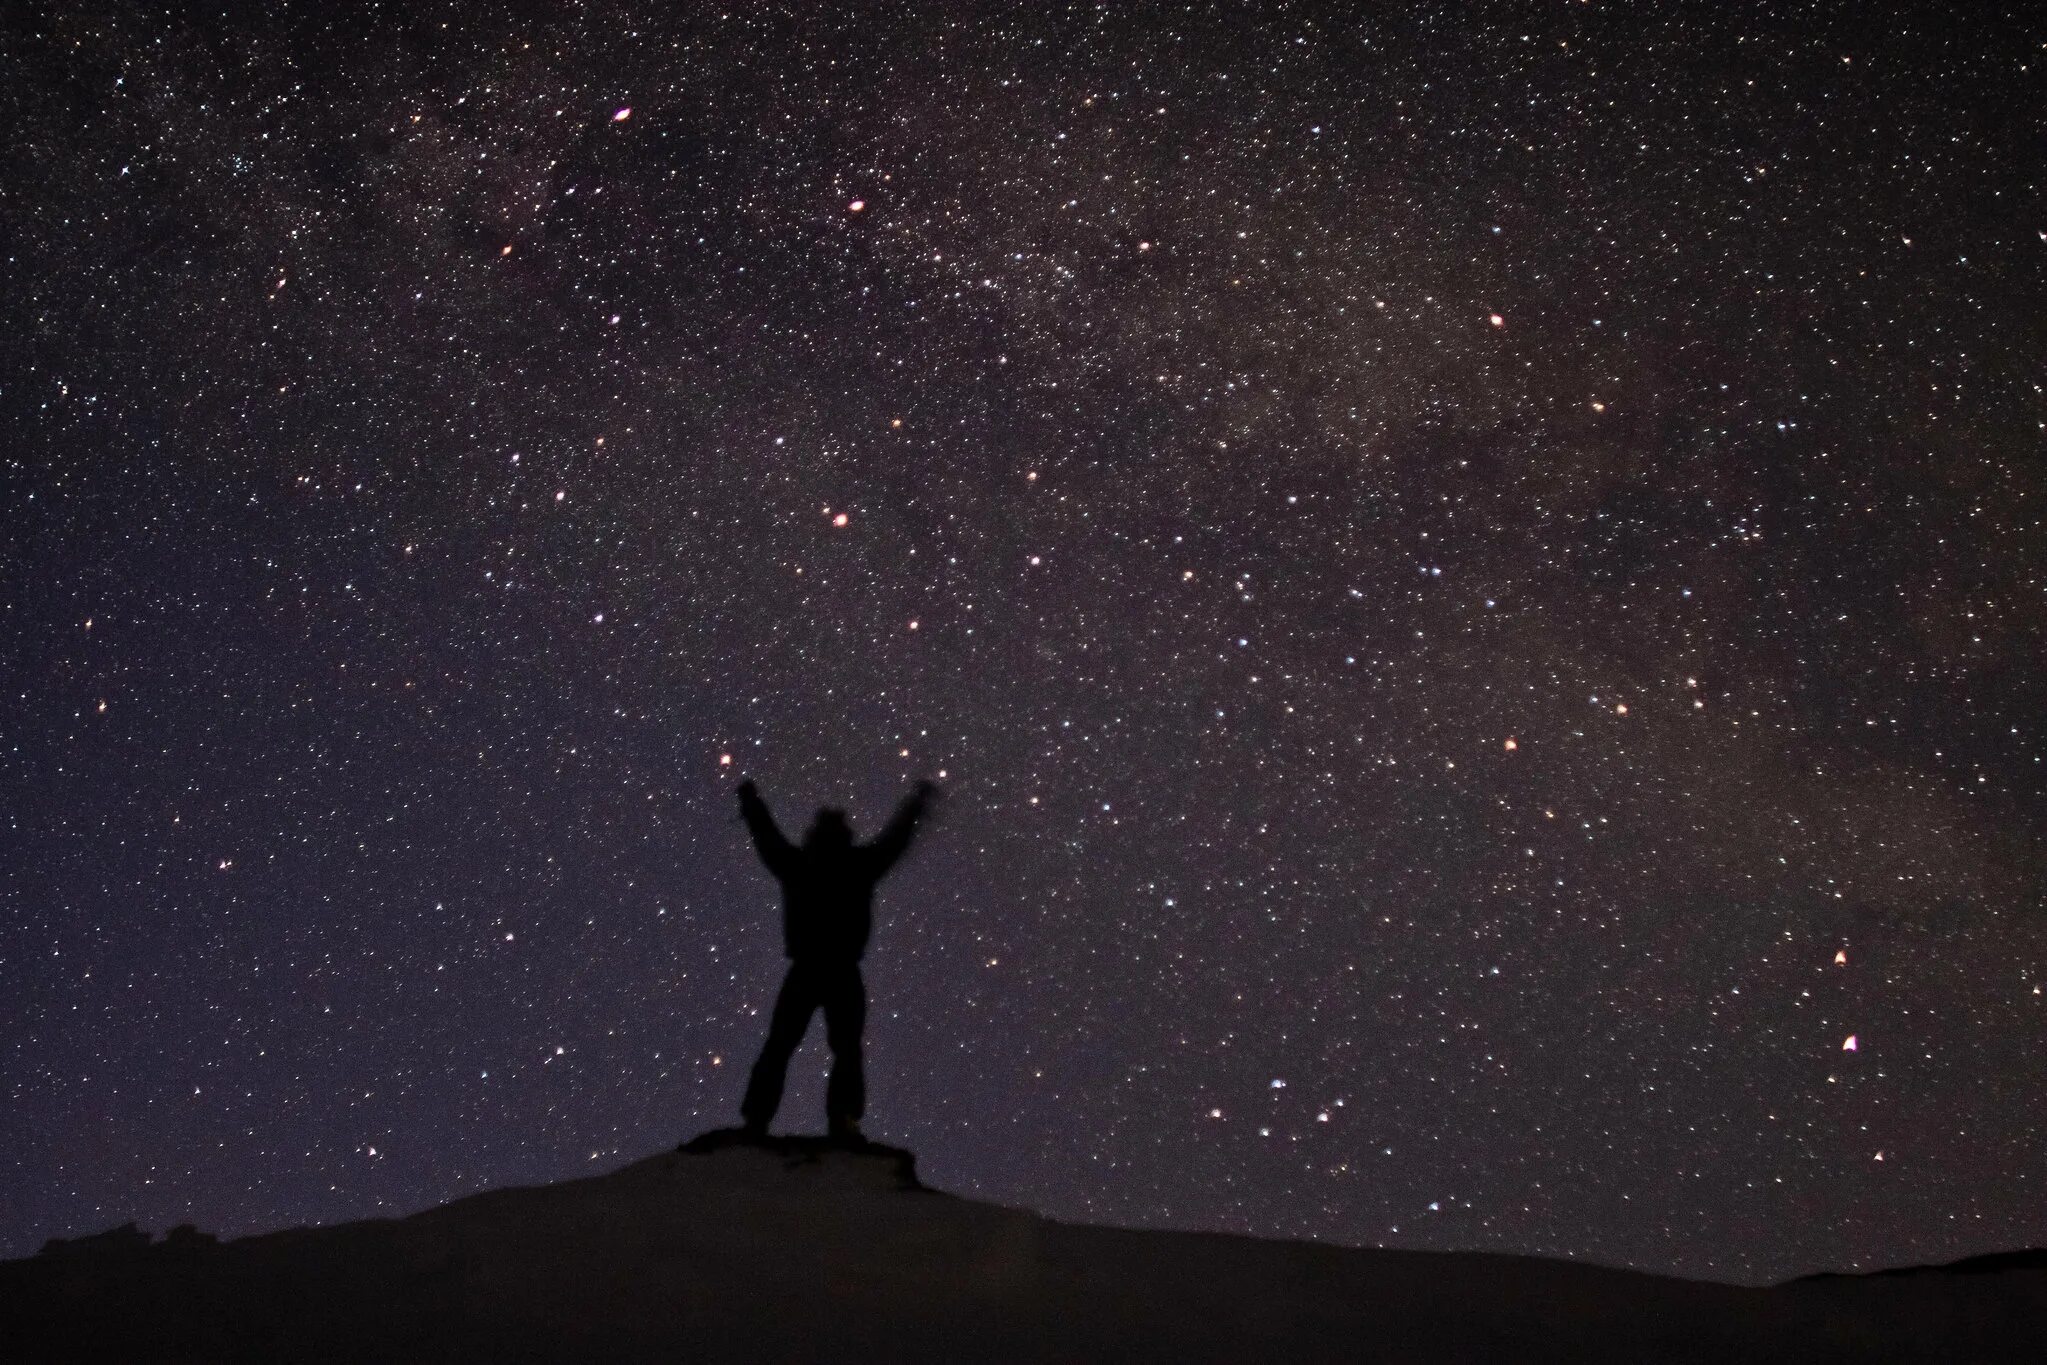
[741,1117,769,1143]
[828,1115,865,1146]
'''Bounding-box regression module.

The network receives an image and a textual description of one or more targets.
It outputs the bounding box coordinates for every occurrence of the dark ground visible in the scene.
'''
[4,1134,2043,1363]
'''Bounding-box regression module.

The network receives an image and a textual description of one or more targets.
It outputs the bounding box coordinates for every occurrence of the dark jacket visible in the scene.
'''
[738,785,929,961]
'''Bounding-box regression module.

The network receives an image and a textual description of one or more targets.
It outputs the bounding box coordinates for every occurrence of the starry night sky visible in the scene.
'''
[3,2,2043,1285]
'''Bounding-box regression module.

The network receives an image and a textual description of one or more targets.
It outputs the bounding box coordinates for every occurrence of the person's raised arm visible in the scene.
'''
[735,779,797,877]
[865,780,936,875]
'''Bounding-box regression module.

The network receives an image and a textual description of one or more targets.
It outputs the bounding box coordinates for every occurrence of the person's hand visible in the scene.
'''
[736,778,759,801]
[912,779,938,805]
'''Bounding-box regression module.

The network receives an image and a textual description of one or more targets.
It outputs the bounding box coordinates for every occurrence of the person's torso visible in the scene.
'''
[777,854,878,960]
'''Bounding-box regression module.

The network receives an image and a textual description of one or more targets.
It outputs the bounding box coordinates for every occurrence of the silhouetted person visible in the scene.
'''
[735,777,935,1142]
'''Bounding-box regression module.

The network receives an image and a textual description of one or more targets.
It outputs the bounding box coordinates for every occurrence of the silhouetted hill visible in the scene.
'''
[3,1131,2041,1362]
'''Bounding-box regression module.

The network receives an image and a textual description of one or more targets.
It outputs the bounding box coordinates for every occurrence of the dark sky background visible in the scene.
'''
[3,2,2043,1285]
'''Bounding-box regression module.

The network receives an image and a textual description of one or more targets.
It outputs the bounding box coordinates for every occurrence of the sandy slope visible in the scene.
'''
[4,1132,2042,1363]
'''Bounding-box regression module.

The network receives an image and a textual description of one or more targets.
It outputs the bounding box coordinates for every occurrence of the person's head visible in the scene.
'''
[803,807,854,851]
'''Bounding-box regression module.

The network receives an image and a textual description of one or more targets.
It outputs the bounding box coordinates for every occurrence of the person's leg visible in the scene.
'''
[741,964,818,1133]
[822,963,868,1135]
